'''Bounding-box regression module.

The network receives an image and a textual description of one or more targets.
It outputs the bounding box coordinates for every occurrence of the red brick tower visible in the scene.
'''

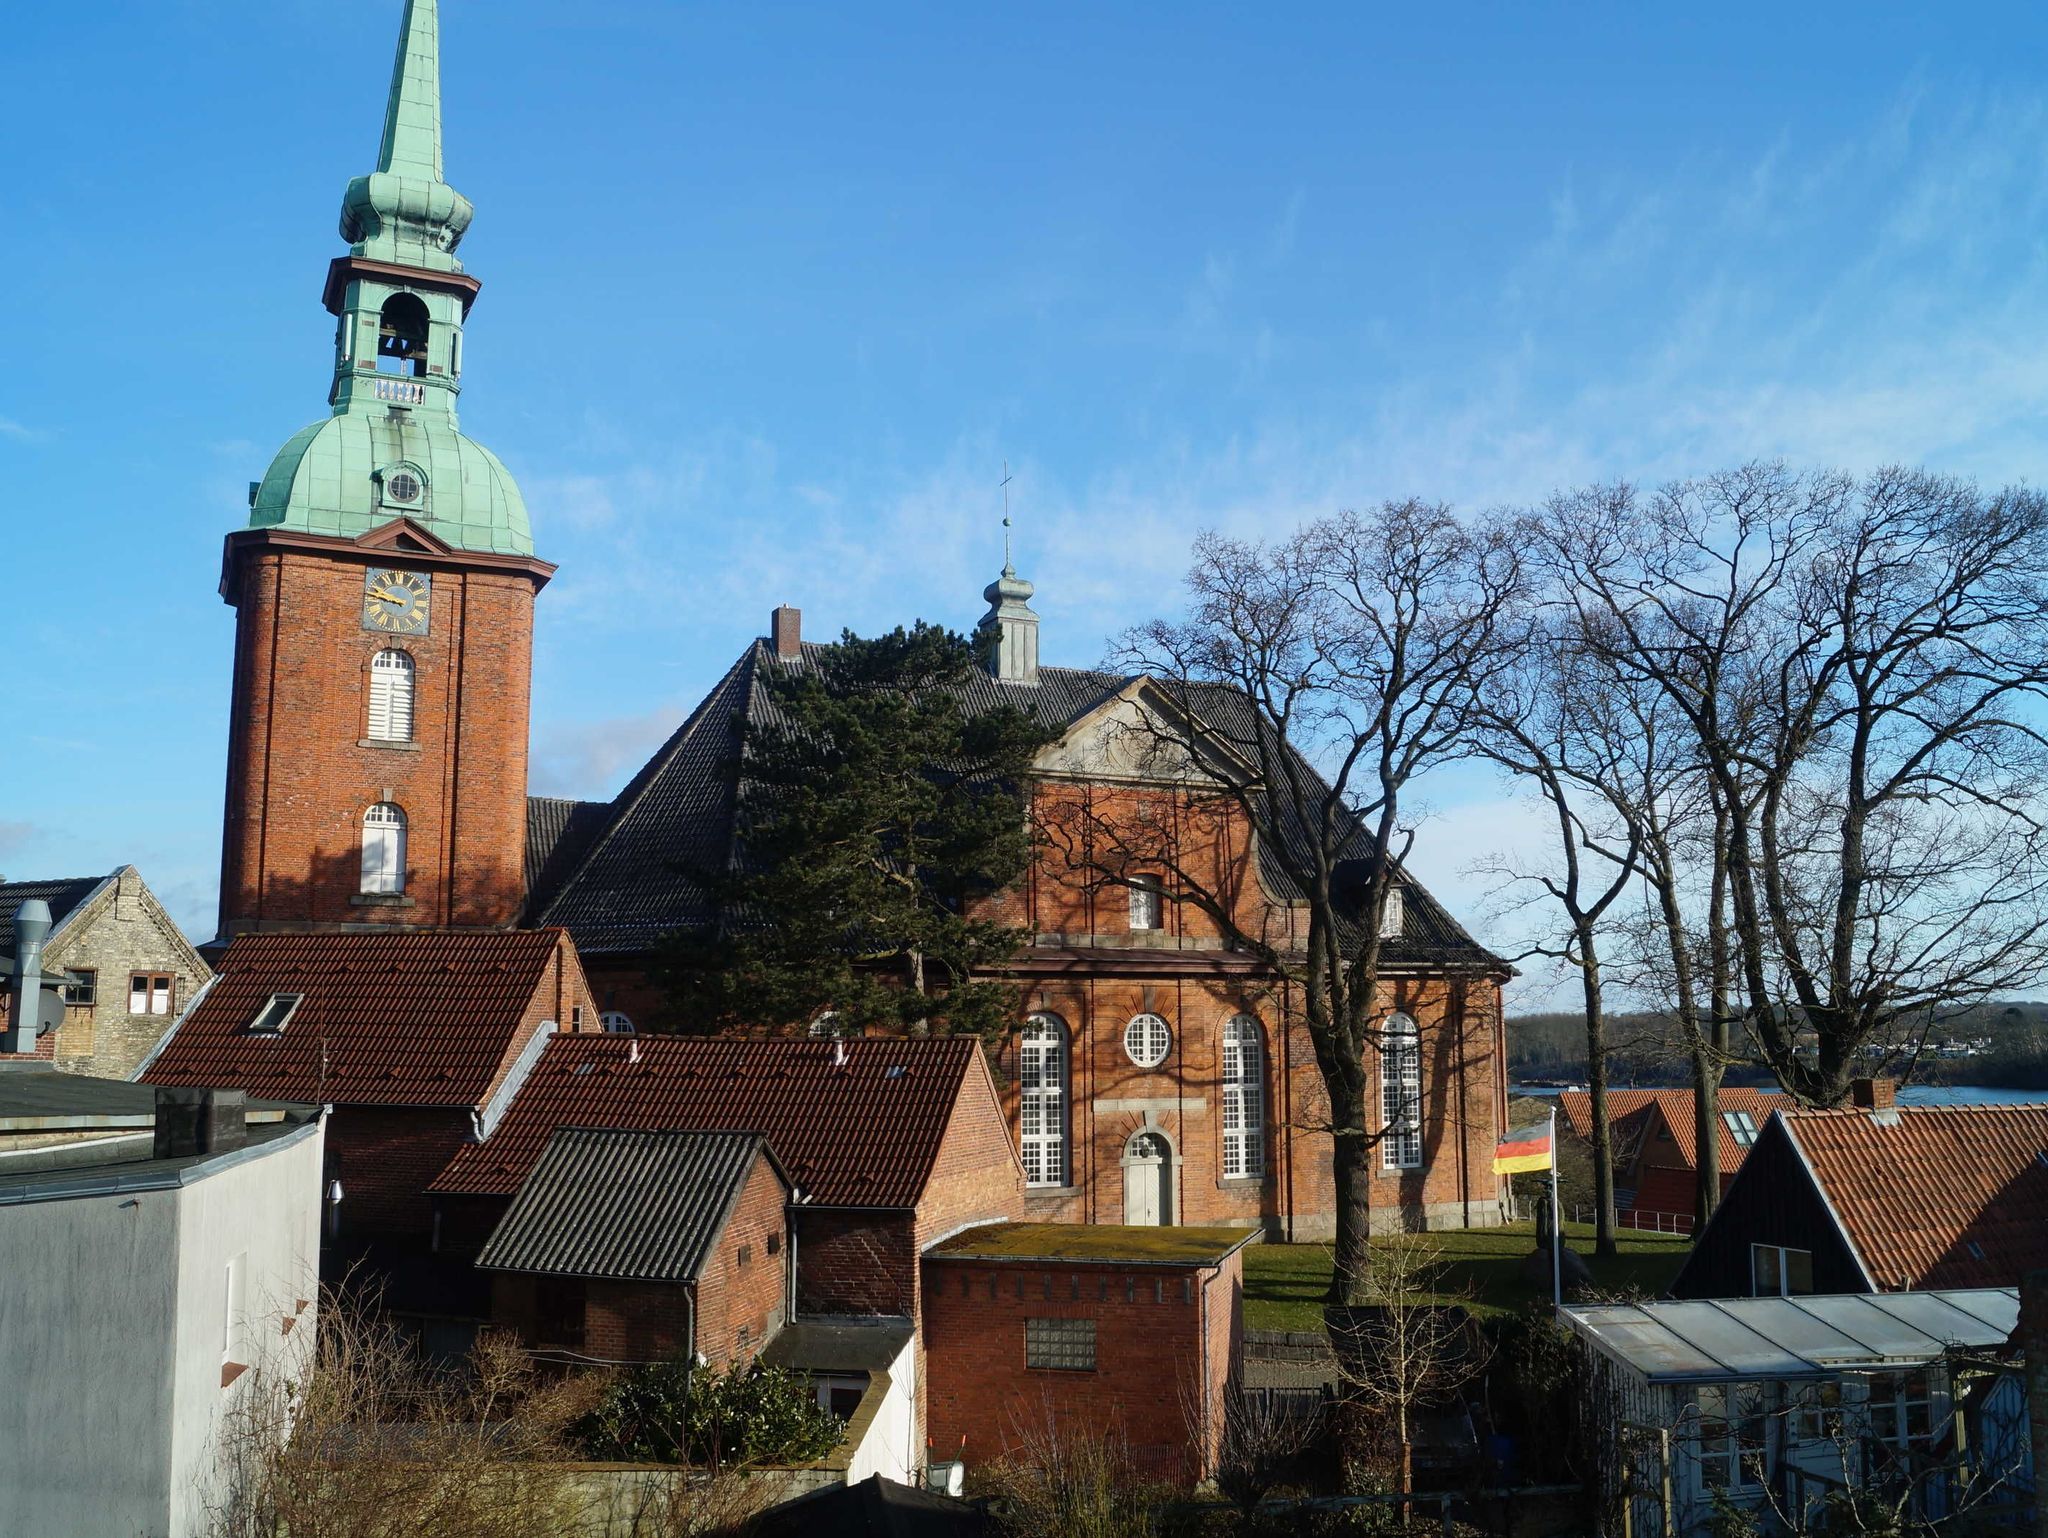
[216,0,550,940]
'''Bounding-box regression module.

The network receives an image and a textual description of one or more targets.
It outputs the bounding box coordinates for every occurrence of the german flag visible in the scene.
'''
[1493,1123,1554,1175]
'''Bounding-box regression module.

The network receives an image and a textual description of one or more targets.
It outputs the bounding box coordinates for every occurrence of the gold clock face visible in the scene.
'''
[363,568,430,634]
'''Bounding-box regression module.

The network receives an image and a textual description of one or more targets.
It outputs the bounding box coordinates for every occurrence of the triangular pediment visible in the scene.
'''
[1033,678,1260,788]
[356,517,456,556]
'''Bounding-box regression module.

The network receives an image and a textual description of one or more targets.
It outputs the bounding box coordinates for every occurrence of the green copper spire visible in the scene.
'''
[341,0,474,273]
[378,0,445,184]
[247,0,531,558]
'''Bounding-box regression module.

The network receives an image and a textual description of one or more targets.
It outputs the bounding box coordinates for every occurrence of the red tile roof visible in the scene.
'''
[1558,1087,1790,1173]
[1784,1103,2048,1291]
[433,1034,986,1209]
[140,930,567,1110]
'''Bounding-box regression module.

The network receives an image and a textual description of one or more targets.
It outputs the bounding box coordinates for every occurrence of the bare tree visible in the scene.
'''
[1533,464,2048,1110]
[1200,1381,1320,1536]
[1473,620,1646,1255]
[1041,500,1525,1304]
[1326,1228,1492,1512]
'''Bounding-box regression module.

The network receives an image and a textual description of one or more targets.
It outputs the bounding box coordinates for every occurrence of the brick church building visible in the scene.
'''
[195,0,1510,1249]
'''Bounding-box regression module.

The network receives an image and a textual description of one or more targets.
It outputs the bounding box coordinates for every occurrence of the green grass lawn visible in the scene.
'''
[1242,1220,1691,1330]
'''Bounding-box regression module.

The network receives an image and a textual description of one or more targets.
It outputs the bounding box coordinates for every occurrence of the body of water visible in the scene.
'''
[1512,1081,2045,1105]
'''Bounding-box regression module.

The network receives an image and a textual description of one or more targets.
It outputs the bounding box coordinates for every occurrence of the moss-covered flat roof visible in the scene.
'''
[926,1222,1258,1267]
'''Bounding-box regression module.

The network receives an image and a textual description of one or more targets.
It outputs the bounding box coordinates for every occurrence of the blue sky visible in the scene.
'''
[7,2,2048,991]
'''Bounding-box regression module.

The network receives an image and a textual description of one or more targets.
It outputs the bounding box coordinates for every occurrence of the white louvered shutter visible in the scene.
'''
[368,651,416,742]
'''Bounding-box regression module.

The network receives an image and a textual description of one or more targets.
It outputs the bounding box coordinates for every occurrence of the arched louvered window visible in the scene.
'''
[367,650,416,742]
[1222,1015,1265,1178]
[360,803,408,895]
[1381,1012,1422,1169]
[1019,1013,1069,1187]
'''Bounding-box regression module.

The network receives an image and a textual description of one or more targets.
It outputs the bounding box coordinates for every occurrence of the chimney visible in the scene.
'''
[154,1086,249,1159]
[1849,1077,1896,1112]
[771,605,802,661]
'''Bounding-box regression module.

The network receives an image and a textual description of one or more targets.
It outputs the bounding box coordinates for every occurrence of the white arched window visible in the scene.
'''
[1019,1013,1069,1187]
[1381,1012,1422,1169]
[1222,1015,1265,1178]
[360,803,408,895]
[367,650,416,742]
[1128,874,1164,932]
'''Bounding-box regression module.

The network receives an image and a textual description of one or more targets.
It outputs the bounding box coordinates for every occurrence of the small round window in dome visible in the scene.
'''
[1123,1013,1172,1069]
[385,471,422,505]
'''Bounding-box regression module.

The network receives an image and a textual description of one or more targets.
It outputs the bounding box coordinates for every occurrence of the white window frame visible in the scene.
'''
[1222,1014,1264,1178]
[360,802,408,895]
[1723,1109,1760,1147]
[366,649,416,742]
[601,1011,634,1033]
[247,993,304,1035]
[1750,1243,1814,1297]
[131,972,174,1016]
[1127,874,1164,932]
[1019,1013,1069,1188]
[1122,1012,1171,1069]
[1695,1384,1767,1493]
[1380,1012,1422,1170]
[1379,886,1405,939]
[1864,1369,1936,1448]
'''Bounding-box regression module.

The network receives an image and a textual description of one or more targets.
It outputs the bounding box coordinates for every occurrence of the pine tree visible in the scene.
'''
[661,623,1058,1041]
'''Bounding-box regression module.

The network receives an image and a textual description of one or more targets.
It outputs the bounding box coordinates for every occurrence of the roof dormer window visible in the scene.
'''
[248,993,304,1035]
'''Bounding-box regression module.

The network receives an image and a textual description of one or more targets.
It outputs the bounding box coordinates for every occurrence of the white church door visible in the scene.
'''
[1122,1131,1172,1225]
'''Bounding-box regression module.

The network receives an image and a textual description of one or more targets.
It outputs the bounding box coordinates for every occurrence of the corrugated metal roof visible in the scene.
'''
[1563,1289,2020,1382]
[140,930,567,1110]
[433,1033,991,1209]
[1785,1103,2048,1290]
[477,1127,781,1283]
[527,639,1500,968]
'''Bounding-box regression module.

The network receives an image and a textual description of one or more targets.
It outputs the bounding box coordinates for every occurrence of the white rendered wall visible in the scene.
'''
[845,1330,919,1485]
[0,1121,323,1538]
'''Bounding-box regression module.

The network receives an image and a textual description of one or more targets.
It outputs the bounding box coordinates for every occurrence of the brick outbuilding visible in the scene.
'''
[480,1127,791,1368]
[433,1033,1026,1441]
[922,1223,1252,1481]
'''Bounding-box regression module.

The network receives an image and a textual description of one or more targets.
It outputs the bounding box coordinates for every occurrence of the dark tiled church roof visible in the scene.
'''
[523,797,611,915]
[524,639,1499,969]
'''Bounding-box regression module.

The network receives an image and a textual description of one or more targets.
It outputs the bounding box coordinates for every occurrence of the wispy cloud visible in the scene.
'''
[0,418,48,444]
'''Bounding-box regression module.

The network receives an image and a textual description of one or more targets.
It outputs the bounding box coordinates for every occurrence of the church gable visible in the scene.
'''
[1034,679,1259,789]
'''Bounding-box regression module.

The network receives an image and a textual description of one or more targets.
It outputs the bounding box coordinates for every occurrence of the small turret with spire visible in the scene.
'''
[977,466,1041,685]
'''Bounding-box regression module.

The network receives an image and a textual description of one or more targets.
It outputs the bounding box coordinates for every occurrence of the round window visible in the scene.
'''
[1123,1013,1172,1069]
[385,470,422,504]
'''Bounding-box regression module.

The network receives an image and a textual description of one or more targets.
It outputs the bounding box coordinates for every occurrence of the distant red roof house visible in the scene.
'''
[140,929,601,1248]
[1558,1087,1790,1230]
[1674,1095,2048,1298]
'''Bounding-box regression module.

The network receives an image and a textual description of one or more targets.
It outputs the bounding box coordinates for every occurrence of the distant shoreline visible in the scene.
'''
[1510,1081,2047,1106]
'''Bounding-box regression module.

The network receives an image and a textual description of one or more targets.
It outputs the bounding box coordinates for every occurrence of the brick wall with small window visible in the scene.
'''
[921,1248,1245,1481]
[691,1152,791,1367]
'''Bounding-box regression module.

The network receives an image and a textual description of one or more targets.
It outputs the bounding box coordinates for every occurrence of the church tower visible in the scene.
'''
[217,0,550,940]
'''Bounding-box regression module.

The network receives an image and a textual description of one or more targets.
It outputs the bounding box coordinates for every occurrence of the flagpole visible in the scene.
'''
[1550,1104,1562,1310]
